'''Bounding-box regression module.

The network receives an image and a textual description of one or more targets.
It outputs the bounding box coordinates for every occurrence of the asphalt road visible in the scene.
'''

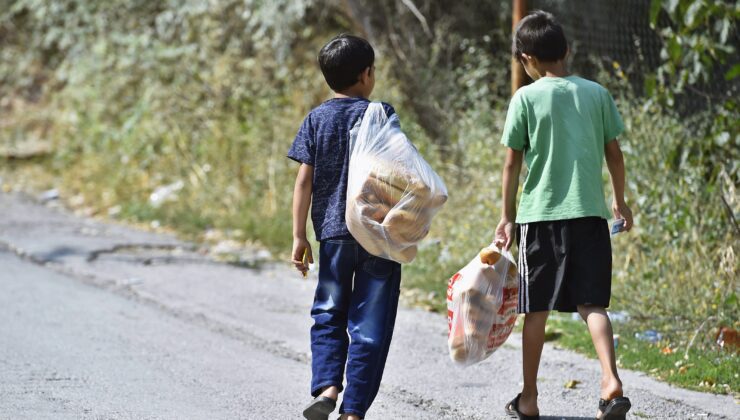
[0,192,737,419]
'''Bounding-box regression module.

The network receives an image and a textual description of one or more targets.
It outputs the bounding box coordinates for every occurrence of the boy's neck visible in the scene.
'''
[334,85,368,99]
[533,60,570,79]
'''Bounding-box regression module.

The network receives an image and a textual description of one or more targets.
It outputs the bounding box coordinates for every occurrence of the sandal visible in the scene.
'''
[302,396,336,420]
[597,396,631,420]
[505,393,541,420]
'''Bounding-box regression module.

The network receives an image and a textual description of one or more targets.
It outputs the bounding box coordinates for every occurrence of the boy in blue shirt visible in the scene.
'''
[495,11,633,420]
[288,34,401,420]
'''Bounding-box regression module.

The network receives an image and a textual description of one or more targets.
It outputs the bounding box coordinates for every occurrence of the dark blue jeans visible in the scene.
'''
[310,236,401,418]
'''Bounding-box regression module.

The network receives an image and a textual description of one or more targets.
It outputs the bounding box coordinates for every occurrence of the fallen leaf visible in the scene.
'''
[661,346,673,354]
[564,379,580,389]
[679,366,688,374]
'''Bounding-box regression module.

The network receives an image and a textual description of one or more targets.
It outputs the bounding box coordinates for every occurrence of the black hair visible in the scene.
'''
[512,10,568,62]
[318,34,375,92]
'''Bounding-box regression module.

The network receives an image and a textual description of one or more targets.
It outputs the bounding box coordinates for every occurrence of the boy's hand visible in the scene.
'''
[291,237,313,276]
[612,201,633,232]
[494,219,516,251]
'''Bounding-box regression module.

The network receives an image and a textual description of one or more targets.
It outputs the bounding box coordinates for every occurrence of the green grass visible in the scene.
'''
[544,316,738,395]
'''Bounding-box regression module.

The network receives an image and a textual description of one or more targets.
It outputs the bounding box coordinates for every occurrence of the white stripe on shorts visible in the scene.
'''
[518,224,530,313]
[518,226,523,312]
[523,224,530,312]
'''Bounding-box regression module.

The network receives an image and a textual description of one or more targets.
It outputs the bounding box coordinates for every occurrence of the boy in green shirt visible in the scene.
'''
[494,11,633,420]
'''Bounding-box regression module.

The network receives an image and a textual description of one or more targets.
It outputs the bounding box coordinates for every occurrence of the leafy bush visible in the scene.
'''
[1,0,349,248]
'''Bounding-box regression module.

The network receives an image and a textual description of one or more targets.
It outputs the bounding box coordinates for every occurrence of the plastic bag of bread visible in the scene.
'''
[346,102,447,263]
[446,245,519,366]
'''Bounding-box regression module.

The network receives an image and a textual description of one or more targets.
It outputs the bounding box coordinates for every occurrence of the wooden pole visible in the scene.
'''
[511,0,527,95]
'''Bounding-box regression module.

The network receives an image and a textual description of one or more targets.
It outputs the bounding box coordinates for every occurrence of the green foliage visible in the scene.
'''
[648,0,739,99]
[1,0,346,249]
[614,98,738,329]
[340,0,513,144]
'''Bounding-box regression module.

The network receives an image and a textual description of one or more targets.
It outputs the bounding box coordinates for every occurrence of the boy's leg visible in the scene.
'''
[519,310,549,416]
[339,253,401,418]
[309,240,356,398]
[577,305,623,415]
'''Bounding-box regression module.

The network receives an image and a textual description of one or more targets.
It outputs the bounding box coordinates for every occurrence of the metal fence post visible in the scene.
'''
[512,0,528,95]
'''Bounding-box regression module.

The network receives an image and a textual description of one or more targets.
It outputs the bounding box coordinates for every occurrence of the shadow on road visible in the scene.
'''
[541,416,593,420]
[38,246,85,262]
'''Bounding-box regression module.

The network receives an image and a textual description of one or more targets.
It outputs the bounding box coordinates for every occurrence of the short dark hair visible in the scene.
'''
[318,34,375,91]
[512,10,568,62]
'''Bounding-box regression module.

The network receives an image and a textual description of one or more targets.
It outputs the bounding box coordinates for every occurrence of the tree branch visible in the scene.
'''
[400,0,432,38]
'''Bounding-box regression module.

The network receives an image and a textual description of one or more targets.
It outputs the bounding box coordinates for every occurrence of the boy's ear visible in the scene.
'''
[359,66,372,85]
[520,53,535,65]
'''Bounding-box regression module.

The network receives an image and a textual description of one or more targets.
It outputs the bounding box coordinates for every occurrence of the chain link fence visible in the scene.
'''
[531,0,738,115]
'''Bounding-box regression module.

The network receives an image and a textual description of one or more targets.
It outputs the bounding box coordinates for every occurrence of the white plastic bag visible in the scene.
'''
[446,245,519,366]
[346,103,447,263]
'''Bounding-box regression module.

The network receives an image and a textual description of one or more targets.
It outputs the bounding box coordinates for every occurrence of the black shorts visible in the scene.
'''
[516,217,612,313]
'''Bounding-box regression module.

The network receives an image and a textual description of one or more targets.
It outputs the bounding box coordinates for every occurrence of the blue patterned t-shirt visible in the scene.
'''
[288,97,396,241]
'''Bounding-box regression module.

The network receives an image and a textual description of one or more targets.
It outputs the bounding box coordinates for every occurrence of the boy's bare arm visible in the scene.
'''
[495,148,524,250]
[292,163,314,274]
[604,139,633,231]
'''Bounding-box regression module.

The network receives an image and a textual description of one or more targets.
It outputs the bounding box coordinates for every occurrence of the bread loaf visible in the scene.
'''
[346,201,385,255]
[407,181,448,209]
[383,208,430,243]
[359,176,405,207]
[449,338,469,362]
[360,201,390,223]
[366,159,446,211]
[368,164,412,192]
[388,244,417,263]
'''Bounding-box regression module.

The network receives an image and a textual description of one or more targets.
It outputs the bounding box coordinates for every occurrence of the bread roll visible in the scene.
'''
[506,262,518,278]
[369,165,412,192]
[458,289,487,308]
[357,188,380,206]
[450,344,469,362]
[383,208,430,243]
[408,181,431,199]
[427,192,448,208]
[408,182,448,209]
[358,176,404,207]
[373,176,406,206]
[479,247,501,265]
[388,244,417,263]
[346,202,385,255]
[392,184,447,213]
[449,331,465,347]
[368,161,446,210]
[360,202,390,223]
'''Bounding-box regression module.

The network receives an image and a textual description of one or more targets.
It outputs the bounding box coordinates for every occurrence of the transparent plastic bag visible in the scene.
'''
[446,245,519,366]
[346,103,447,263]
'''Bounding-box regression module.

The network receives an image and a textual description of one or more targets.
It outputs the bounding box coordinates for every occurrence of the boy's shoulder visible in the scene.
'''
[517,76,608,99]
[567,76,610,96]
[511,76,610,110]
[307,98,396,123]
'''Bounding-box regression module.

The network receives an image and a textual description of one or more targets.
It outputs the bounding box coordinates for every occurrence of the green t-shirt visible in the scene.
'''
[501,75,624,224]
